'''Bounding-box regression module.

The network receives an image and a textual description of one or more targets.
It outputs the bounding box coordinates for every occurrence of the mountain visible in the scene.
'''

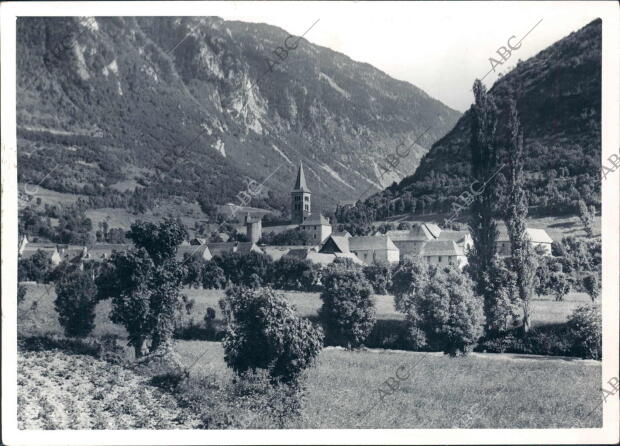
[341,19,601,224]
[16,16,461,217]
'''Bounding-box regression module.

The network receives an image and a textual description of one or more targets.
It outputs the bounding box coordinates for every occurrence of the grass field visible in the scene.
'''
[174,340,601,428]
[17,284,601,429]
[19,284,591,340]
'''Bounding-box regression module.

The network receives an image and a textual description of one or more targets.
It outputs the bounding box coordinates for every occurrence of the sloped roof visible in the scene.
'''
[349,236,398,251]
[424,223,442,238]
[329,235,350,253]
[86,244,132,260]
[208,242,263,256]
[176,245,212,261]
[300,214,330,226]
[333,252,365,264]
[20,245,58,259]
[331,231,351,238]
[292,162,311,193]
[496,226,554,244]
[420,240,464,257]
[407,224,437,241]
[306,252,337,266]
[383,230,416,241]
[437,230,471,244]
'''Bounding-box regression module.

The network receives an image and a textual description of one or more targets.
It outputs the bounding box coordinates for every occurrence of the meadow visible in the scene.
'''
[19,283,591,341]
[17,283,601,429]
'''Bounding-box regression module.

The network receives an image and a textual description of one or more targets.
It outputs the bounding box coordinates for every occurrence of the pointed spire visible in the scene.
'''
[293,161,310,193]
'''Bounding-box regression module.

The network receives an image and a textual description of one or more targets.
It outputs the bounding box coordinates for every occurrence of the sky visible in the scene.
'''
[191,1,604,112]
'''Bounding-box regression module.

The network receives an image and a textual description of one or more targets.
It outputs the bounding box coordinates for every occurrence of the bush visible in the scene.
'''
[319,265,376,348]
[418,266,485,355]
[219,286,323,384]
[567,304,601,359]
[363,262,392,294]
[54,270,98,338]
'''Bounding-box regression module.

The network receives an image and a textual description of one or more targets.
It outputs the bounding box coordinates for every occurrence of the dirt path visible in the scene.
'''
[17,350,201,430]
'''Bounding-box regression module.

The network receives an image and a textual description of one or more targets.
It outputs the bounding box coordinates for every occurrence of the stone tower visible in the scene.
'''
[291,162,311,224]
[245,214,262,244]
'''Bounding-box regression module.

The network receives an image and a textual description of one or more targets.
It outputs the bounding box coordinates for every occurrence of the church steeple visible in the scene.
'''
[291,162,311,224]
[293,161,310,192]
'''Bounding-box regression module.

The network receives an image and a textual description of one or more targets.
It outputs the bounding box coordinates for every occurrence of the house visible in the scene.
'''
[175,245,212,262]
[419,240,467,269]
[299,213,333,244]
[207,241,264,257]
[319,234,350,254]
[436,230,473,252]
[19,244,62,266]
[85,244,133,262]
[383,223,438,257]
[348,236,400,265]
[497,227,554,256]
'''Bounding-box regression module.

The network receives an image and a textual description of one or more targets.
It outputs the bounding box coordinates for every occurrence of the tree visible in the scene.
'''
[219,286,323,384]
[503,96,538,334]
[416,266,485,356]
[319,265,376,349]
[582,273,600,301]
[390,258,432,348]
[126,218,187,265]
[202,261,226,289]
[271,257,319,291]
[18,250,53,283]
[96,219,188,357]
[577,199,595,238]
[548,271,570,301]
[363,262,393,294]
[54,269,98,337]
[467,80,501,333]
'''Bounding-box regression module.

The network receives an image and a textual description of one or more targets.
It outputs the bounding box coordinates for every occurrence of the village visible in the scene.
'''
[18,162,555,272]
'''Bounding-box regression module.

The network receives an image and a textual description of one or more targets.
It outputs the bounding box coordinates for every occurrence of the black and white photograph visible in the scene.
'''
[1,1,618,444]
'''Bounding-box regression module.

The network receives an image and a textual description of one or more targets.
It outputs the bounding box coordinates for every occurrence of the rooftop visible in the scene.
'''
[349,235,398,251]
[420,240,465,256]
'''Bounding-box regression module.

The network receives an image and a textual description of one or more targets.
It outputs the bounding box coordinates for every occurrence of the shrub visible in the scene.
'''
[363,262,392,294]
[567,304,601,359]
[219,286,323,384]
[418,266,485,355]
[319,265,376,348]
[54,269,98,338]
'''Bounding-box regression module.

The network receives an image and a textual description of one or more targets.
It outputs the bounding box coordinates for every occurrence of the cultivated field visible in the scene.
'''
[18,350,200,429]
[17,283,601,429]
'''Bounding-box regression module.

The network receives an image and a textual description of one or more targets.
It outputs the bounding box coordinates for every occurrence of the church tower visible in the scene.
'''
[291,162,311,224]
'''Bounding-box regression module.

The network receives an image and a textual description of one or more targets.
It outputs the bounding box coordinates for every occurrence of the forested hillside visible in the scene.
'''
[17,16,460,217]
[338,19,601,224]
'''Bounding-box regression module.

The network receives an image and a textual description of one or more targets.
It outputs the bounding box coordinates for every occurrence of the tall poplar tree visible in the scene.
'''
[503,96,537,334]
[467,80,500,332]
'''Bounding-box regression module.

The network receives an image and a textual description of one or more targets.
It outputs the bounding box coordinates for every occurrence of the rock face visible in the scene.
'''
[16,17,461,211]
